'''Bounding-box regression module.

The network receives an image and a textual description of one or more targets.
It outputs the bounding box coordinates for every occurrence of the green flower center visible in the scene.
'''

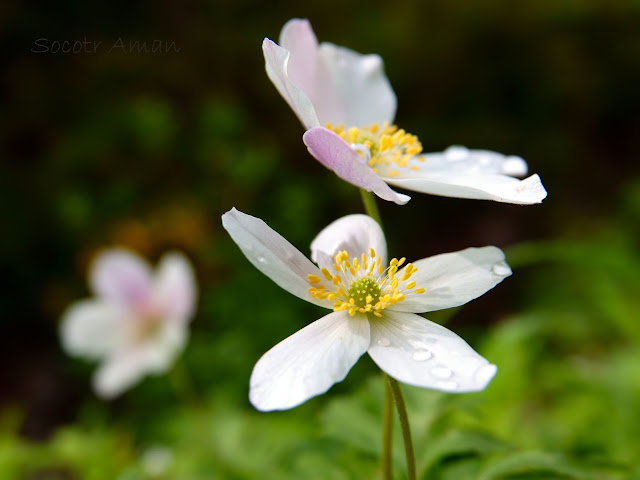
[348,276,381,308]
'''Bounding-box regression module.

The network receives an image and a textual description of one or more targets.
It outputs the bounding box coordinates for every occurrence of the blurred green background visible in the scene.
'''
[1,0,640,478]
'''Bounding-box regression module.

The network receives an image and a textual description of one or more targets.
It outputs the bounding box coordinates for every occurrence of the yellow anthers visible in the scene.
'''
[380,135,393,151]
[347,127,359,141]
[307,246,428,318]
[328,122,423,174]
[401,263,418,282]
[321,268,334,281]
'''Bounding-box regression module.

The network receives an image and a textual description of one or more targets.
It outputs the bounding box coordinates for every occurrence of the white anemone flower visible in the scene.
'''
[60,248,197,399]
[263,19,547,205]
[222,208,510,411]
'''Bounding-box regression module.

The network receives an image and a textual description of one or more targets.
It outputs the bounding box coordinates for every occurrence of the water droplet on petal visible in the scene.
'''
[436,380,458,390]
[432,366,452,378]
[502,156,528,176]
[412,349,432,361]
[474,364,497,385]
[376,337,391,347]
[257,255,266,263]
[477,153,492,167]
[491,261,511,277]
[444,145,469,161]
[350,143,372,163]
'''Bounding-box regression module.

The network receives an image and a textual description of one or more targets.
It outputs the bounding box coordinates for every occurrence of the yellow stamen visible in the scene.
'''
[327,122,423,175]
[307,247,427,318]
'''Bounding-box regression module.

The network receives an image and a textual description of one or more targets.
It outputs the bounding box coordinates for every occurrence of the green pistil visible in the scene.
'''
[348,276,381,307]
[354,132,379,157]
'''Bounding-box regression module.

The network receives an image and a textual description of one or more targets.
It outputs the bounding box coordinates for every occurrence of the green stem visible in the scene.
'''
[382,376,394,480]
[386,374,416,480]
[358,187,416,479]
[359,189,383,227]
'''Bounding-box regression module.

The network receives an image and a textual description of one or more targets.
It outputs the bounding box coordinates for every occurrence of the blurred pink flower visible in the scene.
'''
[223,208,507,411]
[263,19,547,205]
[60,249,196,398]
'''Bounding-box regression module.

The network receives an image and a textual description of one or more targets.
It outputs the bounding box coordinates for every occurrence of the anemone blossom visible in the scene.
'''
[60,248,196,398]
[223,208,509,411]
[263,19,547,205]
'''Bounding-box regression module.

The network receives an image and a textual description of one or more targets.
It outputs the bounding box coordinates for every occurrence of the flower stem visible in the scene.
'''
[358,188,416,480]
[386,374,416,480]
[359,189,383,227]
[382,376,394,480]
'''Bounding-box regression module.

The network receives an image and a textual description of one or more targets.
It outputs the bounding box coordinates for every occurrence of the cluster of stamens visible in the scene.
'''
[307,248,425,318]
[326,122,424,176]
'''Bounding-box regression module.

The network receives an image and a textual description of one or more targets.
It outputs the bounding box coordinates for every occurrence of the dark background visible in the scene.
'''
[1,0,639,477]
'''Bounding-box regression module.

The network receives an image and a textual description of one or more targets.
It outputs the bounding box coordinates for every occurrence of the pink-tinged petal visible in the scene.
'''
[152,252,197,322]
[89,248,153,309]
[368,310,497,393]
[278,19,318,100]
[314,43,396,127]
[310,214,387,267]
[221,208,327,308]
[59,300,131,360]
[392,247,511,314]
[93,323,187,398]
[249,311,370,411]
[303,127,410,205]
[263,39,320,129]
[383,146,546,204]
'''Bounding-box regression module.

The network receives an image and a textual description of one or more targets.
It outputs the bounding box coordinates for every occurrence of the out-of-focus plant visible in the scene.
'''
[60,249,197,398]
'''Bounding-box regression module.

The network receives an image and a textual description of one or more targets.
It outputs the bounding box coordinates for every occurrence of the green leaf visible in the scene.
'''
[478,451,604,480]
[421,429,510,474]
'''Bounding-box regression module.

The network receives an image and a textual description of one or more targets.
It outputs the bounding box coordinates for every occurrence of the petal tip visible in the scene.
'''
[519,174,548,203]
[474,363,498,390]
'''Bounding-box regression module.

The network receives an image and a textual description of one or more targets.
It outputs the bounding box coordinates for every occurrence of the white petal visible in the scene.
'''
[263,38,320,129]
[59,300,131,360]
[249,311,370,411]
[93,351,147,398]
[314,43,396,127]
[419,146,529,177]
[93,323,187,399]
[310,214,388,267]
[392,247,511,313]
[152,251,197,322]
[221,208,327,308]
[278,19,319,101]
[383,146,547,204]
[368,310,497,392]
[89,248,153,309]
[385,173,546,205]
